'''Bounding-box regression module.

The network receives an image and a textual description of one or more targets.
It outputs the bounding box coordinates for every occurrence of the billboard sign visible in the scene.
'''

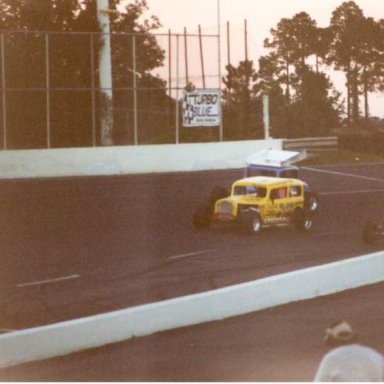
[182,89,221,127]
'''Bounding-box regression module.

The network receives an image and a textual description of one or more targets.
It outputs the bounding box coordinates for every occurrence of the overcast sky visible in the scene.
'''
[145,0,384,48]
[140,0,384,117]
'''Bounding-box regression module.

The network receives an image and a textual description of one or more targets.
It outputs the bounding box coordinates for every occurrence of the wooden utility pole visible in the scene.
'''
[227,21,231,67]
[244,19,248,62]
[168,29,172,98]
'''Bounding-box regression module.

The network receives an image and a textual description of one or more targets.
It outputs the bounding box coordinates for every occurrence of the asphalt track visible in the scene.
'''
[1,161,384,380]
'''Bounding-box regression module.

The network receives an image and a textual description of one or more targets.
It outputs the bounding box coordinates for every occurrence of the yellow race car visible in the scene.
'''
[193,176,316,234]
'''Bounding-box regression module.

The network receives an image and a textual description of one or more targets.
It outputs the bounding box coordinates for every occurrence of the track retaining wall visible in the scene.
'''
[0,251,383,368]
[0,139,281,179]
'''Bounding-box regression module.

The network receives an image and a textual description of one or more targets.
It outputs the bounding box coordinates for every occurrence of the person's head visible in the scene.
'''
[324,320,357,347]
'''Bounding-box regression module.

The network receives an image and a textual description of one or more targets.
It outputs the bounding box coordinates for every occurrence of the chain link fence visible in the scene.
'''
[0,29,221,150]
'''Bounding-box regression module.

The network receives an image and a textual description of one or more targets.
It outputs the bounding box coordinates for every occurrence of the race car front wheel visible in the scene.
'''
[192,203,212,229]
[305,194,319,212]
[241,211,262,234]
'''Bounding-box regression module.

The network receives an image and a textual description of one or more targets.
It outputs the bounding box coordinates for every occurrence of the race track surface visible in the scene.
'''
[0,161,384,380]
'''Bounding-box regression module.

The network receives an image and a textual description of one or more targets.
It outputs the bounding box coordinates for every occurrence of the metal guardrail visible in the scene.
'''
[283,136,338,152]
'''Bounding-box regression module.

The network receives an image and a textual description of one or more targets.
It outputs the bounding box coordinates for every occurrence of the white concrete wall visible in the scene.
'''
[0,250,383,368]
[0,139,282,179]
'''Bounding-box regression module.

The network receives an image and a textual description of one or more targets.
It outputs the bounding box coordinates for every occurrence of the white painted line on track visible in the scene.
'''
[302,166,384,182]
[307,161,384,168]
[321,189,384,196]
[168,249,217,261]
[313,230,355,237]
[17,274,80,288]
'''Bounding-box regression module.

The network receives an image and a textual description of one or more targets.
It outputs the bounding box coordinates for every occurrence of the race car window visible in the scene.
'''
[234,185,267,197]
[289,185,302,197]
[270,187,287,200]
[246,185,257,195]
[255,186,267,197]
[234,186,245,195]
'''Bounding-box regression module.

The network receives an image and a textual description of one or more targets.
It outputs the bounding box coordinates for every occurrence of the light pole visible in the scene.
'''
[263,94,270,139]
[217,0,223,141]
[97,0,114,146]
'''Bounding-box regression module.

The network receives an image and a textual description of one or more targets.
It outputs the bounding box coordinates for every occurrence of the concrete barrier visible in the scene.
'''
[0,250,383,368]
[0,139,282,179]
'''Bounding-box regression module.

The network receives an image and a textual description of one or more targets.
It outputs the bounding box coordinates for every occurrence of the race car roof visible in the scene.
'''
[236,176,303,185]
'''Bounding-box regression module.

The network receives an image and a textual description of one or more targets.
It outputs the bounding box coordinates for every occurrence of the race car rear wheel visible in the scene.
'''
[192,203,211,229]
[305,193,319,212]
[292,209,312,232]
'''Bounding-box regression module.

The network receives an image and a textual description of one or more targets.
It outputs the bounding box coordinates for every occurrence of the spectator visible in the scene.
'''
[314,320,384,382]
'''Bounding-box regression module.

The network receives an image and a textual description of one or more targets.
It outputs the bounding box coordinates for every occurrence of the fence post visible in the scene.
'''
[198,25,206,89]
[90,34,96,147]
[176,34,180,144]
[1,33,6,150]
[45,33,51,149]
[132,34,138,145]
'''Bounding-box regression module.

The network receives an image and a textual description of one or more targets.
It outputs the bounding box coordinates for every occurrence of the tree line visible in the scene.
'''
[0,0,172,148]
[0,0,383,148]
[223,1,384,139]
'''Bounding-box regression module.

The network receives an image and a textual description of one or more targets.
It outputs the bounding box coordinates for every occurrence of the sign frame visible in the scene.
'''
[182,89,221,127]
